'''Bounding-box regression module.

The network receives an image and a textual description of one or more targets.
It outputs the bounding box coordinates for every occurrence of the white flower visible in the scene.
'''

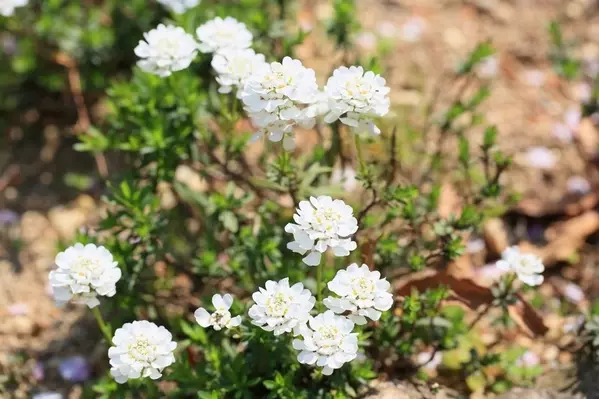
[108,320,176,384]
[194,294,242,331]
[134,24,198,77]
[249,278,315,335]
[156,0,200,14]
[292,311,358,375]
[1,0,27,17]
[196,17,252,53]
[285,196,358,266]
[323,263,392,325]
[49,243,121,309]
[496,246,544,286]
[324,66,390,135]
[212,48,266,97]
[241,56,319,149]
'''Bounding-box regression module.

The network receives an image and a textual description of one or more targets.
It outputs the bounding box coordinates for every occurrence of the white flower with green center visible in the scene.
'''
[324,66,390,135]
[285,196,358,266]
[196,17,253,53]
[212,48,266,97]
[249,278,315,335]
[134,24,198,77]
[1,0,27,17]
[157,0,200,14]
[292,311,358,375]
[108,320,176,384]
[48,243,121,309]
[496,246,545,286]
[240,56,319,150]
[194,294,242,331]
[323,263,393,325]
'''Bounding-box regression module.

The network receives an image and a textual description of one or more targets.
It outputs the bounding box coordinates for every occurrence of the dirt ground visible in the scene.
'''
[2,0,599,397]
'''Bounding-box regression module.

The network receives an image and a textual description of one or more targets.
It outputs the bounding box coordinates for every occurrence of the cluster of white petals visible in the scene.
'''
[293,311,358,375]
[108,321,176,384]
[196,17,253,54]
[212,48,266,97]
[324,263,393,325]
[134,24,198,77]
[240,56,319,150]
[49,243,121,309]
[324,66,390,135]
[194,294,242,330]
[496,246,545,286]
[156,0,200,14]
[249,278,315,335]
[285,196,358,266]
[1,0,27,17]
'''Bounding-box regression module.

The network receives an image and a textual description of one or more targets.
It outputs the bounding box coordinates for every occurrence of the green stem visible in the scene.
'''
[92,307,113,344]
[316,260,323,311]
[326,122,342,169]
[354,133,366,173]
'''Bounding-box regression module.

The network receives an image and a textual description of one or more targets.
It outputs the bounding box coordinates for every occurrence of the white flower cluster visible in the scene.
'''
[496,246,545,286]
[212,48,266,97]
[324,263,393,325]
[109,320,177,383]
[194,294,242,330]
[133,15,390,148]
[285,196,358,266]
[240,57,320,150]
[249,278,315,335]
[324,66,391,135]
[49,243,121,309]
[196,16,253,54]
[134,24,198,77]
[156,0,200,14]
[293,311,358,375]
[1,0,27,17]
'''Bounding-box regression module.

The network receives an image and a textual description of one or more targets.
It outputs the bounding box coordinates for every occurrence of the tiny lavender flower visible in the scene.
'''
[476,56,499,79]
[134,24,198,77]
[108,320,176,384]
[323,263,393,325]
[194,294,242,331]
[401,16,426,42]
[377,21,397,39]
[59,355,90,382]
[241,56,319,150]
[324,66,390,136]
[496,246,544,286]
[49,243,121,309]
[567,176,591,195]
[293,311,358,375]
[196,17,252,53]
[525,146,556,170]
[1,0,28,17]
[285,196,358,266]
[355,32,377,51]
[212,48,266,97]
[156,0,200,14]
[249,278,315,335]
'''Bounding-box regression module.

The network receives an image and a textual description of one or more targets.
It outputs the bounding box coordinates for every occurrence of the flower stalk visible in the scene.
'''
[92,307,113,344]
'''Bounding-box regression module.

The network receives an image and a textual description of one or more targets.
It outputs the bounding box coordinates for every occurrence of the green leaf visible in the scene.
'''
[482,126,497,150]
[457,42,495,75]
[458,134,470,167]
[220,211,239,232]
